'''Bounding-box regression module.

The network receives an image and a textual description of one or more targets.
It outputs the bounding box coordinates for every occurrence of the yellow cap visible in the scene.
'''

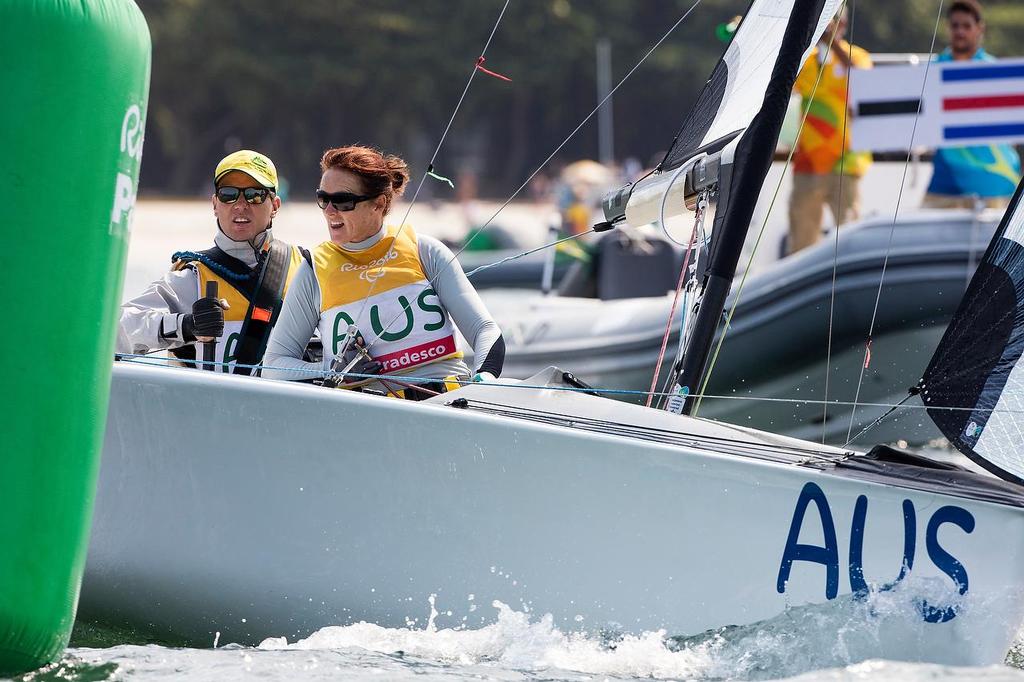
[214,150,278,190]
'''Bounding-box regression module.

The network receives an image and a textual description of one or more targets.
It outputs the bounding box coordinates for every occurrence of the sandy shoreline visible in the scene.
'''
[123,161,932,300]
[123,199,554,299]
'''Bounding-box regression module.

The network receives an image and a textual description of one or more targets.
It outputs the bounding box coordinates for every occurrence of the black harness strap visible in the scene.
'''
[169,248,254,366]
[232,240,292,375]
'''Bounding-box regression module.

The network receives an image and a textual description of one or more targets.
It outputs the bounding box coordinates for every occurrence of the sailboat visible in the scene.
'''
[82,0,1024,666]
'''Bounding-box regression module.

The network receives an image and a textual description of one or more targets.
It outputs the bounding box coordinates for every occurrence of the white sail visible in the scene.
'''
[662,0,838,169]
[611,0,842,228]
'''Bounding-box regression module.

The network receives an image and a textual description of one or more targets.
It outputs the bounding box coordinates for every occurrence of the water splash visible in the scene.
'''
[13,657,118,682]
[259,599,715,678]
[671,578,981,680]
[52,579,1024,681]
[253,577,1012,680]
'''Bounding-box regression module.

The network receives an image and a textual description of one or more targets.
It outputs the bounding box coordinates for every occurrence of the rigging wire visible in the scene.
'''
[113,354,1024,415]
[656,213,708,410]
[457,399,847,462]
[690,11,846,416]
[364,0,707,352]
[336,0,512,362]
[822,0,856,444]
[844,0,946,444]
[645,169,708,408]
[439,0,705,264]
[845,390,918,446]
[462,228,596,280]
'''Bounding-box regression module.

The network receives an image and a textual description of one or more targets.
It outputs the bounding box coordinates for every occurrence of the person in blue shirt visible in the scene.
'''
[924,0,1021,209]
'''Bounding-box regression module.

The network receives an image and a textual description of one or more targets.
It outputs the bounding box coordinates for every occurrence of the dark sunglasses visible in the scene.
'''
[316,189,378,212]
[216,186,271,205]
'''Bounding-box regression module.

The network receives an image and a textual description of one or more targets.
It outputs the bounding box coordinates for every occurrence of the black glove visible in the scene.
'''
[181,296,229,342]
[325,331,383,386]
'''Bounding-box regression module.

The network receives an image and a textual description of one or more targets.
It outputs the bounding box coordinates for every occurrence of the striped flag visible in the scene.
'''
[849,57,1024,152]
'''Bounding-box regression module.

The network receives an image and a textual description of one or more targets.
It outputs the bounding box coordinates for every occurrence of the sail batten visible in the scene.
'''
[921,180,1024,484]
[660,0,838,175]
[602,0,840,229]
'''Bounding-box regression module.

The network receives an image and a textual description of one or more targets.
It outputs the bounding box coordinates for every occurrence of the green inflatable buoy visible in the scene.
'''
[0,0,150,674]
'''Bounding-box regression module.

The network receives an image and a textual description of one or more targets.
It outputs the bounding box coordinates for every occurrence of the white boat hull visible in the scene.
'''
[82,363,1024,665]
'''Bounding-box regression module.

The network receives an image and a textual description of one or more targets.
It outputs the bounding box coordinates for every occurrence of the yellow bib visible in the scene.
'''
[312,226,462,377]
[174,244,305,371]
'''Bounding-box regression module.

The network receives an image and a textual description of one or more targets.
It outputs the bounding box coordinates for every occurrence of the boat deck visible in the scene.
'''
[434,367,1024,508]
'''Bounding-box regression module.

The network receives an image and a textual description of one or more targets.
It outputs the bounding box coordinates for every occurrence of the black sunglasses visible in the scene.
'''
[316,189,378,212]
[216,186,271,205]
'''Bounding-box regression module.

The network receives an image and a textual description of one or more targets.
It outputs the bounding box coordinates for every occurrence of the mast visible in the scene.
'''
[600,0,837,412]
[676,0,828,413]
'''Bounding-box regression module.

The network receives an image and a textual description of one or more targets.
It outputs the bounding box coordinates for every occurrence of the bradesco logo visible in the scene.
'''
[340,250,399,283]
[376,336,458,372]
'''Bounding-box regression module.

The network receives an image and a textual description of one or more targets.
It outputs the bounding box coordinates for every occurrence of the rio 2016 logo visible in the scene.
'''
[110,104,145,238]
[340,250,399,283]
[120,104,144,161]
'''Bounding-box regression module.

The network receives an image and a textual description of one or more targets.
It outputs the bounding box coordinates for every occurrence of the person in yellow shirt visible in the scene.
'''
[788,9,872,254]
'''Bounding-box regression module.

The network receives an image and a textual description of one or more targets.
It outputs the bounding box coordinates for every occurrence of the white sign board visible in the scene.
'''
[849,57,1024,152]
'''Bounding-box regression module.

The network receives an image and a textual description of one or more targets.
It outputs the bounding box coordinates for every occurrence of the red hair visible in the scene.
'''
[320,145,410,215]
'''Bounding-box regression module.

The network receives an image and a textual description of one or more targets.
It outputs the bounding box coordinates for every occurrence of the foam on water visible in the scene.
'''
[28,581,1024,681]
[259,599,715,679]
[242,578,1021,681]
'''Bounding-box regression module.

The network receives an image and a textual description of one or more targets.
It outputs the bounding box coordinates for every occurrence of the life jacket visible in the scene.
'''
[312,225,462,384]
[170,240,309,374]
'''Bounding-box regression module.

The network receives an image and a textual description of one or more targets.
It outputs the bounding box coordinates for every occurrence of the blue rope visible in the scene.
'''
[172,251,253,282]
[115,353,660,396]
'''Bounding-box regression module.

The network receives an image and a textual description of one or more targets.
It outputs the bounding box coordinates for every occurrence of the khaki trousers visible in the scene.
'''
[788,172,861,255]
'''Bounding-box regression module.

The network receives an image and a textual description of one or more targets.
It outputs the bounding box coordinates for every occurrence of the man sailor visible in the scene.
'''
[923,0,1021,209]
[119,150,309,374]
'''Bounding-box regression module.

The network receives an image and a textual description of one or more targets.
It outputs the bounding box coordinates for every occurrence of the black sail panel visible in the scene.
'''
[660,0,838,173]
[603,0,840,228]
[661,59,730,171]
[922,180,1024,484]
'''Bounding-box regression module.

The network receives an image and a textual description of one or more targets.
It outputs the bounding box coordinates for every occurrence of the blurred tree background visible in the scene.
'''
[136,0,1024,198]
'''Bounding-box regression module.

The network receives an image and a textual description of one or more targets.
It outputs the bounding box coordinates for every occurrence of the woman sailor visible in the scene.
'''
[263,145,505,397]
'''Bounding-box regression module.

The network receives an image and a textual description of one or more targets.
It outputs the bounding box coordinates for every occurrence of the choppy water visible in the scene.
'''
[17,443,1013,681]
[18,589,1024,682]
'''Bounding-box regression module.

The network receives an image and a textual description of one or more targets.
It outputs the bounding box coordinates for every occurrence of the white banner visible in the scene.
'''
[849,57,1024,152]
